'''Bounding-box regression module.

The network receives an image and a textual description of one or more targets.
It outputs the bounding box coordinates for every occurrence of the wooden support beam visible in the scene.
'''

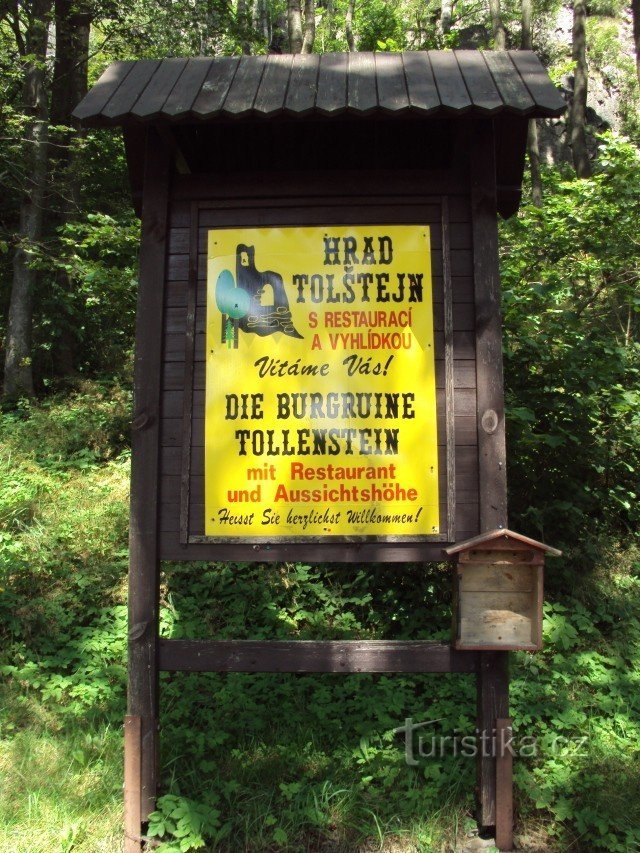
[158,639,479,674]
[477,652,509,827]
[471,118,511,833]
[496,717,514,851]
[128,127,171,825]
[124,716,142,853]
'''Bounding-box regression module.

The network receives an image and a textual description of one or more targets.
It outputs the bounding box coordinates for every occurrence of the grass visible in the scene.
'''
[0,382,639,851]
[0,724,123,853]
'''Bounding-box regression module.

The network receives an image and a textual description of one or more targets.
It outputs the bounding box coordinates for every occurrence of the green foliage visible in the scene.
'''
[0,381,130,724]
[586,19,640,143]
[148,795,224,851]
[355,0,405,51]
[501,133,640,549]
[33,212,140,381]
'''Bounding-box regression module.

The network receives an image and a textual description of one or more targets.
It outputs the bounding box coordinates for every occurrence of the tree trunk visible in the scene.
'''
[301,0,315,53]
[4,1,53,400]
[326,0,336,43]
[345,0,355,51]
[569,0,592,178]
[47,0,91,378]
[441,0,452,35]
[489,0,506,49]
[527,121,543,205]
[236,0,252,54]
[632,0,640,85]
[288,0,303,52]
[253,0,270,49]
[521,0,542,205]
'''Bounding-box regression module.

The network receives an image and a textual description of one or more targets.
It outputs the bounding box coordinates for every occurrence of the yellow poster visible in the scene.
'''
[205,225,439,540]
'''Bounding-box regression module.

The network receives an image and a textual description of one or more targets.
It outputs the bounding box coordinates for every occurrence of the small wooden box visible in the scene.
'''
[445,530,560,652]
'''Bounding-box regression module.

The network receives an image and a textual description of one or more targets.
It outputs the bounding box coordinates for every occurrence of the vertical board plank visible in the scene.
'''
[477,652,509,828]
[442,197,456,542]
[284,53,320,114]
[496,718,514,851]
[402,52,440,112]
[316,52,349,113]
[180,203,199,543]
[347,51,378,112]
[471,119,507,531]
[128,128,171,824]
[375,52,410,111]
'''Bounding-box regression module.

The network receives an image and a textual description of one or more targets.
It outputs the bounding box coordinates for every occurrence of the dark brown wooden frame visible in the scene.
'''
[125,117,511,852]
[177,201,458,547]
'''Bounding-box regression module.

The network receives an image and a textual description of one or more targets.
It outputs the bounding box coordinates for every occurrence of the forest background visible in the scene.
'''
[0,0,640,850]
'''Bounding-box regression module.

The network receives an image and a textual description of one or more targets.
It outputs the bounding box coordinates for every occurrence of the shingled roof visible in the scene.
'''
[73,51,565,125]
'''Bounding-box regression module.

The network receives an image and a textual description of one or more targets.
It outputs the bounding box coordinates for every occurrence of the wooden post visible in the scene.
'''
[124,716,142,853]
[128,126,171,833]
[496,717,514,851]
[471,118,510,832]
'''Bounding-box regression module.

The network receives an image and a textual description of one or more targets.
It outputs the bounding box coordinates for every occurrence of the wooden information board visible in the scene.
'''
[72,49,567,853]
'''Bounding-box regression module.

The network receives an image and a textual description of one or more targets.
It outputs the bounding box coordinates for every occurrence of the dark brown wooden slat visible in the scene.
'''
[163,58,213,118]
[284,53,320,114]
[508,50,565,115]
[316,52,349,114]
[253,54,294,116]
[101,60,162,121]
[402,52,440,112]
[375,52,410,112]
[191,57,240,118]
[169,223,470,257]
[158,639,479,673]
[429,51,471,112]
[347,51,378,113]
[168,228,190,254]
[196,202,446,227]
[130,59,189,118]
[73,60,136,121]
[483,52,534,114]
[158,535,477,562]
[176,172,468,206]
[453,388,477,418]
[454,51,503,113]
[222,55,268,115]
[169,200,190,227]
